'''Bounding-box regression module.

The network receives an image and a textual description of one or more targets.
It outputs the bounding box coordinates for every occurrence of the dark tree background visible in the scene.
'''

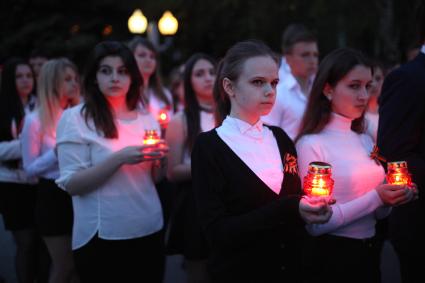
[0,0,423,77]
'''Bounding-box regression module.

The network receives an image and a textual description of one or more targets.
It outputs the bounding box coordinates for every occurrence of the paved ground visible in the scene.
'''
[1,215,400,283]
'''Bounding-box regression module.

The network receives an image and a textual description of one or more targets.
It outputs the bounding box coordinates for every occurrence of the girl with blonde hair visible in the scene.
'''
[21,57,80,283]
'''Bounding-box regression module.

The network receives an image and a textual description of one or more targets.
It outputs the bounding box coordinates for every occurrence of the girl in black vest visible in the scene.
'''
[191,40,332,283]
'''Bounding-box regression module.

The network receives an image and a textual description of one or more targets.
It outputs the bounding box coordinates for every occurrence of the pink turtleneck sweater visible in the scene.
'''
[296,113,390,239]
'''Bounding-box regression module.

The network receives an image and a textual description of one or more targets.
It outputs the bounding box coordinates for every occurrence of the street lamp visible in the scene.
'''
[128,9,148,34]
[158,11,178,35]
[128,9,178,52]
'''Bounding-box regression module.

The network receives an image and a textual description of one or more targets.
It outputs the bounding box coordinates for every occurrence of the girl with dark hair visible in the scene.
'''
[0,58,39,283]
[191,40,331,282]
[165,53,216,282]
[128,36,173,132]
[55,41,168,283]
[365,60,387,143]
[21,58,80,283]
[295,48,417,283]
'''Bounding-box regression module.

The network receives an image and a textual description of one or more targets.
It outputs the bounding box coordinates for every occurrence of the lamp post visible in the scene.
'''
[128,9,178,52]
[128,9,148,34]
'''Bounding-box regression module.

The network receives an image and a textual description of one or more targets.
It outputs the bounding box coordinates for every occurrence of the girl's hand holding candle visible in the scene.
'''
[142,129,169,160]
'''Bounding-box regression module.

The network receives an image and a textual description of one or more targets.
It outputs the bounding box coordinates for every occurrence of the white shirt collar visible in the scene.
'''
[421,45,425,55]
[223,116,264,137]
[280,59,315,93]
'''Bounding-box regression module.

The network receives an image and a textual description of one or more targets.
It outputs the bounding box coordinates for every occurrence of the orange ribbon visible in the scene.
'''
[284,153,298,174]
[369,145,387,165]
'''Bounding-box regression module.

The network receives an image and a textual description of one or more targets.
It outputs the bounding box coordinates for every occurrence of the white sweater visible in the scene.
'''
[296,113,390,239]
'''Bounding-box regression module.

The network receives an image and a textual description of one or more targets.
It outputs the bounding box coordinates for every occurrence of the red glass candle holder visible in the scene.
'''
[387,161,412,186]
[143,129,161,146]
[303,161,334,197]
[157,109,170,128]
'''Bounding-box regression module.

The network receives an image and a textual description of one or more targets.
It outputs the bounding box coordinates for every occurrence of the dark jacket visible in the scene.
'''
[192,125,305,283]
[377,52,425,251]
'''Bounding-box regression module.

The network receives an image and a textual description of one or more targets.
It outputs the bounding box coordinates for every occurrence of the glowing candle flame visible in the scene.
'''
[159,112,168,122]
[387,161,412,186]
[143,130,160,145]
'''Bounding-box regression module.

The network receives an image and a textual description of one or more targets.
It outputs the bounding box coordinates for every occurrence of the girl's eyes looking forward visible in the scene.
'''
[251,78,279,88]
[98,66,129,76]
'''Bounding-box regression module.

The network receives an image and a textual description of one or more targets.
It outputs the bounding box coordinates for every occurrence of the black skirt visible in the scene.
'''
[0,181,37,231]
[166,180,209,260]
[35,178,73,236]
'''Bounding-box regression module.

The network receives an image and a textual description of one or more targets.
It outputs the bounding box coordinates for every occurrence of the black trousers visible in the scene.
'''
[74,230,165,283]
[392,241,424,283]
[302,234,381,283]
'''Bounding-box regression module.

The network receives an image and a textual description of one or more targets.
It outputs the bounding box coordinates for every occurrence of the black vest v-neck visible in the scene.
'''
[208,125,301,211]
[191,125,304,281]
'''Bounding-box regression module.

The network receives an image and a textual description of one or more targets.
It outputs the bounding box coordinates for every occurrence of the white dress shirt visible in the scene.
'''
[182,110,215,165]
[263,57,314,141]
[56,104,163,249]
[296,113,389,239]
[145,87,174,123]
[216,116,283,194]
[21,110,59,179]
[0,105,37,184]
[365,111,379,143]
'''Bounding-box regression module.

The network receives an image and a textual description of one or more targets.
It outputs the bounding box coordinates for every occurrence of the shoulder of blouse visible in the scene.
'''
[57,104,86,135]
[295,133,322,152]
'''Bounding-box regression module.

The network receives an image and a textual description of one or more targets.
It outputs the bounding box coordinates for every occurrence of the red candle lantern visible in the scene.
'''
[303,161,334,197]
[157,109,170,128]
[386,161,412,186]
[143,129,161,146]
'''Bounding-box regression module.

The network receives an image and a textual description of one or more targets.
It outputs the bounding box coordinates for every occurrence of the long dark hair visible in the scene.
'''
[0,58,34,142]
[0,58,35,168]
[82,41,141,138]
[295,48,372,143]
[128,36,171,108]
[213,40,279,125]
[183,53,216,151]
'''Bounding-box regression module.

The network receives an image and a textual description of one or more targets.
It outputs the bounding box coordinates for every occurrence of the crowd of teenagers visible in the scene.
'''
[0,4,424,283]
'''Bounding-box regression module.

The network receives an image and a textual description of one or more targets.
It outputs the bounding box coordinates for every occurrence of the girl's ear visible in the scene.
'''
[323,83,333,101]
[223,78,234,97]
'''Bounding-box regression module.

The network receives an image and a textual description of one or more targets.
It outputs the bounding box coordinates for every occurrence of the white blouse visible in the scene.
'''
[296,112,389,239]
[365,111,379,143]
[21,110,59,180]
[56,104,163,249]
[216,116,283,194]
[182,110,215,165]
[0,104,37,184]
[145,87,174,124]
[263,65,314,141]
